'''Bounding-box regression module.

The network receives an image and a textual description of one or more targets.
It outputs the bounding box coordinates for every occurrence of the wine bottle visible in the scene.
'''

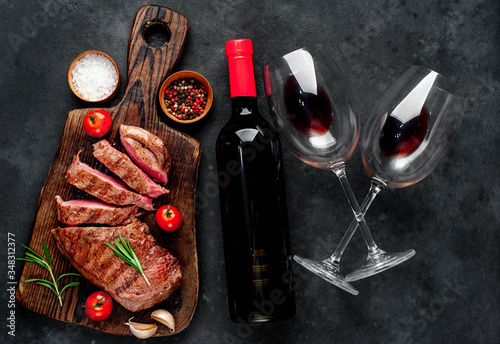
[216,39,295,323]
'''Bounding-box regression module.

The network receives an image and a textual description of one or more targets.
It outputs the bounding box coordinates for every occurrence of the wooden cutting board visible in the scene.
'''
[16,5,200,337]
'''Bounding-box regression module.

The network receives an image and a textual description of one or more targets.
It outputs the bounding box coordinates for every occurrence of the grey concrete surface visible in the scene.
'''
[1,0,498,343]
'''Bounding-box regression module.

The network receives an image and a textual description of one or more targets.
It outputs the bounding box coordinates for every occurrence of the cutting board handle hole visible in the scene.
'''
[143,21,171,48]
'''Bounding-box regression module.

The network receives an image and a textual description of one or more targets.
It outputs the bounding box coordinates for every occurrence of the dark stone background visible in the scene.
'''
[1,0,498,343]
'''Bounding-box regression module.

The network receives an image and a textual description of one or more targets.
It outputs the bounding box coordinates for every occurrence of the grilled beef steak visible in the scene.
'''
[120,125,172,184]
[65,151,154,211]
[93,140,168,198]
[51,220,182,312]
[55,195,143,226]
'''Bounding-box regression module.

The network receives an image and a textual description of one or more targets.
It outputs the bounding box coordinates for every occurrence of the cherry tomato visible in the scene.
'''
[156,205,182,232]
[83,109,112,137]
[84,291,113,321]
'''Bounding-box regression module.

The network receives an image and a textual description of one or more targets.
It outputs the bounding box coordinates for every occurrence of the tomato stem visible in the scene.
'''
[84,296,108,308]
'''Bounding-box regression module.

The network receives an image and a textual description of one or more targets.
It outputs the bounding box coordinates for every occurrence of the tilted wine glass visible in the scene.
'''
[341,65,465,282]
[264,45,359,294]
[264,45,411,295]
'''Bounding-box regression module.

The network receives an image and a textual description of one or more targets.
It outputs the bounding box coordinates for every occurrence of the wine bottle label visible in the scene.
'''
[252,249,270,288]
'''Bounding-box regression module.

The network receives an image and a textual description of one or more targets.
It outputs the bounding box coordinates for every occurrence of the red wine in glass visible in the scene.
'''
[284,75,333,136]
[379,106,429,158]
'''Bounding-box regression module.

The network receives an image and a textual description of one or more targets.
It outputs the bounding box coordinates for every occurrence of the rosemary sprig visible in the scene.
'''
[105,234,150,286]
[17,241,81,306]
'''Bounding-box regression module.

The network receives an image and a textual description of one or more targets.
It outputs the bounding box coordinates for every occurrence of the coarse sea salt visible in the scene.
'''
[71,53,118,101]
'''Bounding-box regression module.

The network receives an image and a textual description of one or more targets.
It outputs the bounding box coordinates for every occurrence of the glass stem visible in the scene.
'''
[329,168,383,265]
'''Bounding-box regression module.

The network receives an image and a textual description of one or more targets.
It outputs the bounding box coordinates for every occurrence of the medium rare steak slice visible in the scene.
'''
[92,140,168,198]
[55,195,143,226]
[120,125,172,184]
[65,151,154,211]
[51,220,182,312]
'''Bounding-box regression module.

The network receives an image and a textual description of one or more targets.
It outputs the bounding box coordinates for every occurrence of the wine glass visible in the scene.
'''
[342,65,466,281]
[264,45,416,295]
[264,45,359,294]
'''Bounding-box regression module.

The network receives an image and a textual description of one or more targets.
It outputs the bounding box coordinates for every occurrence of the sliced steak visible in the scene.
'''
[92,140,168,198]
[51,220,182,312]
[55,195,143,226]
[65,151,154,211]
[120,125,172,184]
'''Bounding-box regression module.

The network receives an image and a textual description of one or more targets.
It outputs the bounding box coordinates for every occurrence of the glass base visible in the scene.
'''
[293,255,359,295]
[345,249,416,282]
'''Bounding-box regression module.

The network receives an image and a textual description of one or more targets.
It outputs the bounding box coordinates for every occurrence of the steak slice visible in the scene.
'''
[51,220,182,312]
[65,151,154,211]
[92,140,168,198]
[55,195,143,226]
[120,125,172,184]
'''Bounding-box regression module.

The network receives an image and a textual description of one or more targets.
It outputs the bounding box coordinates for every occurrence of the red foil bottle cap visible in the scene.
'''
[225,39,257,97]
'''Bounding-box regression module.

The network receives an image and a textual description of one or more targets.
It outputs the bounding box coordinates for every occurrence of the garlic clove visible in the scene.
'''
[125,317,158,339]
[128,321,157,331]
[151,309,175,332]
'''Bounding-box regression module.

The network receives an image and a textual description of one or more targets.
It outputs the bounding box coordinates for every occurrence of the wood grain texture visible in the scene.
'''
[15,5,199,336]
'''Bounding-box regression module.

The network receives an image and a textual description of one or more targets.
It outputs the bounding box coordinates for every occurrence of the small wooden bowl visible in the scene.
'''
[68,50,120,103]
[159,71,213,124]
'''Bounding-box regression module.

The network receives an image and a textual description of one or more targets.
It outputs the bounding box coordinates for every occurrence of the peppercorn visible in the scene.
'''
[164,78,208,121]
